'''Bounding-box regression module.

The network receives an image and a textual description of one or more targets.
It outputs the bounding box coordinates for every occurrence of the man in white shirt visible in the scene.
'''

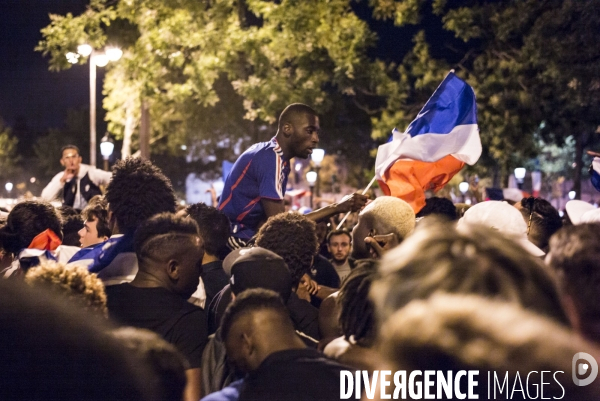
[41,145,112,211]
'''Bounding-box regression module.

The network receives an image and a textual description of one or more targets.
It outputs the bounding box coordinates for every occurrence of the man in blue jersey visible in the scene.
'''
[218,103,367,248]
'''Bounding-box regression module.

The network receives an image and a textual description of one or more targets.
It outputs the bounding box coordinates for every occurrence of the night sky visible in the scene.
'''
[1,0,99,131]
[0,1,426,133]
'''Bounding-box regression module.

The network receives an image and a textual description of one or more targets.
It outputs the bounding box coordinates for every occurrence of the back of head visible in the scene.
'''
[186,202,231,258]
[337,261,378,346]
[518,197,562,252]
[372,218,567,327]
[255,212,318,287]
[111,327,188,401]
[221,288,294,344]
[106,157,176,234]
[25,260,107,317]
[0,279,156,401]
[416,196,458,221]
[361,196,415,240]
[0,200,62,255]
[278,103,317,130]
[61,214,84,246]
[134,212,200,268]
[547,223,600,332]
[378,293,600,400]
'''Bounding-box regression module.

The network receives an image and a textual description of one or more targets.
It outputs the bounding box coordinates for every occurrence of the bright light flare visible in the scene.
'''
[105,47,123,61]
[77,44,93,57]
[94,53,109,67]
[66,52,80,64]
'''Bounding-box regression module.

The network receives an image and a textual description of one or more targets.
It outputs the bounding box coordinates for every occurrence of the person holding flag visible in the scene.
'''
[374,71,482,213]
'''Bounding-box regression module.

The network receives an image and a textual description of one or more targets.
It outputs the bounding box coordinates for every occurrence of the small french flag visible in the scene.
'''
[374,72,482,212]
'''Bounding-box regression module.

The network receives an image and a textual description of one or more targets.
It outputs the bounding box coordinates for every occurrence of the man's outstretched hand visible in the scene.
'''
[335,192,369,213]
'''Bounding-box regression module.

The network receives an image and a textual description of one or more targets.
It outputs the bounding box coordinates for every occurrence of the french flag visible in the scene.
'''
[374,71,482,212]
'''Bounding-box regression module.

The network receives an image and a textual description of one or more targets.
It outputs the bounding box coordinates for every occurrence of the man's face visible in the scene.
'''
[351,213,372,259]
[288,113,320,159]
[328,234,351,263]
[60,148,82,172]
[78,218,106,248]
[175,236,204,298]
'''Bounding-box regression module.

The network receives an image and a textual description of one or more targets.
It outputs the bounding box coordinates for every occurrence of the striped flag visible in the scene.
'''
[375,72,481,212]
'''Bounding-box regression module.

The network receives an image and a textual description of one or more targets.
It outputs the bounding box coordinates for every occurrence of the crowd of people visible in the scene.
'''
[1,103,600,400]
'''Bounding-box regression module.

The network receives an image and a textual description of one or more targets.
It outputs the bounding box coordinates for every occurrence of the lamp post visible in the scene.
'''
[67,45,122,167]
[514,167,526,190]
[306,171,317,209]
[100,132,115,171]
[459,181,469,203]
[311,148,325,198]
[5,182,13,197]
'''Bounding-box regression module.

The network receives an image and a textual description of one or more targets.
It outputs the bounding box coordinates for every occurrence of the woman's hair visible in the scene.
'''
[0,201,62,255]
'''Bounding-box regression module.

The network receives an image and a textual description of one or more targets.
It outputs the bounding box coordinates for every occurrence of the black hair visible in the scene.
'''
[185,203,231,258]
[81,199,111,239]
[105,157,177,234]
[61,215,84,246]
[278,103,317,130]
[0,280,157,400]
[134,213,200,263]
[548,223,600,323]
[337,260,378,346]
[416,197,458,221]
[326,229,351,245]
[255,213,318,287]
[220,289,290,341]
[57,205,80,220]
[0,201,63,255]
[60,145,80,156]
[519,197,562,252]
[111,327,188,401]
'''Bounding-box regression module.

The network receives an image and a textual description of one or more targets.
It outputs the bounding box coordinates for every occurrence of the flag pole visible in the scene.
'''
[336,175,377,230]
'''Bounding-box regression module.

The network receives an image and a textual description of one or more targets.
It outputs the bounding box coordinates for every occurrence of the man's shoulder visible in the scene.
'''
[239,140,278,162]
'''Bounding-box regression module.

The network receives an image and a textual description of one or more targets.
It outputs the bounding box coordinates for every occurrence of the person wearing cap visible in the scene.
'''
[105,213,207,401]
[565,199,600,225]
[220,289,350,401]
[217,103,367,249]
[41,145,112,211]
[457,200,546,257]
[547,223,600,344]
[202,247,313,397]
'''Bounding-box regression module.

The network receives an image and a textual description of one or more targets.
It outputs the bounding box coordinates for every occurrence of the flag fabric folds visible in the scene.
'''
[375,72,481,212]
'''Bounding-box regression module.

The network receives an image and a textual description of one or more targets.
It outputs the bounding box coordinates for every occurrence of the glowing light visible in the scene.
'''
[311,149,325,166]
[77,44,93,57]
[514,167,526,181]
[306,171,317,185]
[5,182,13,192]
[30,177,36,184]
[66,52,80,64]
[568,191,576,200]
[459,182,469,194]
[105,47,123,61]
[93,53,109,67]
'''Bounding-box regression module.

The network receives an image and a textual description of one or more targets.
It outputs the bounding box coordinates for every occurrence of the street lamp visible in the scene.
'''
[311,148,325,197]
[5,182,13,195]
[306,171,317,209]
[67,44,122,167]
[568,190,576,200]
[459,181,469,203]
[514,167,526,190]
[100,132,115,171]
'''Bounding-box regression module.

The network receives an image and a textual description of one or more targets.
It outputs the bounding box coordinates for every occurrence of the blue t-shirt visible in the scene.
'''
[218,138,290,240]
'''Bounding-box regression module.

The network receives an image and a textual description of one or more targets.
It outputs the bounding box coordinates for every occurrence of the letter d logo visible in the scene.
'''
[572,352,599,386]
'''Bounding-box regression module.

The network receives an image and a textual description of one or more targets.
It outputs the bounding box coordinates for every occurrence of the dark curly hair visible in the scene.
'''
[255,212,318,287]
[61,215,84,246]
[81,198,111,239]
[134,213,200,265]
[0,200,63,255]
[185,203,231,258]
[416,196,458,221]
[337,260,378,346]
[105,157,177,235]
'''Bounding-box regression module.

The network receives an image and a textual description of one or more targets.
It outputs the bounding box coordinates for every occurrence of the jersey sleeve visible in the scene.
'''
[256,148,285,200]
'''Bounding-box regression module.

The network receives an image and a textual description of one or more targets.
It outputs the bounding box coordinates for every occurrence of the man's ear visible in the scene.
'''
[60,158,65,167]
[241,332,255,357]
[282,122,293,138]
[166,259,180,280]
